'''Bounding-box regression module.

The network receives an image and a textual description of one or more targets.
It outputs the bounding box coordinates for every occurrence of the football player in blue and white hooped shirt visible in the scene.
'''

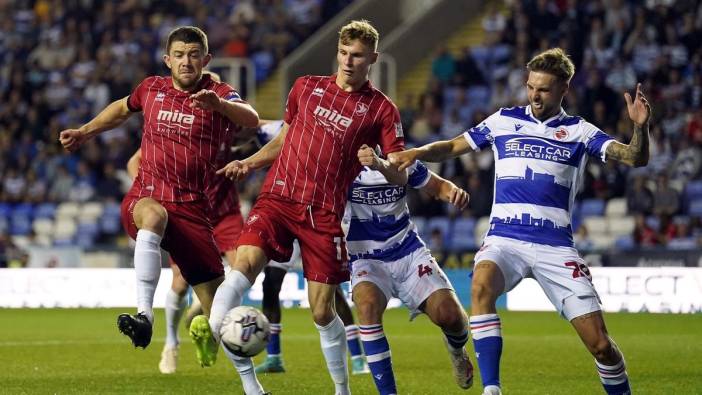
[390,48,650,395]
[347,150,475,394]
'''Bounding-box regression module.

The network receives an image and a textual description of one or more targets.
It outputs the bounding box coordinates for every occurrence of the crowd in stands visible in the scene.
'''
[2,0,702,262]
[0,0,350,259]
[404,0,702,253]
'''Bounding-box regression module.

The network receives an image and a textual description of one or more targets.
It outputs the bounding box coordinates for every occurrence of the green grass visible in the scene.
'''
[0,308,700,394]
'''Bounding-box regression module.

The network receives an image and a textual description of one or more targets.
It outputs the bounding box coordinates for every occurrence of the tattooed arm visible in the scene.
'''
[605,83,651,167]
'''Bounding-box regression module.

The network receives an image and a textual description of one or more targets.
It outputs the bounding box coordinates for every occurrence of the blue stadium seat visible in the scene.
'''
[0,203,10,218]
[427,217,451,246]
[34,203,57,219]
[77,221,100,237]
[10,214,32,235]
[0,216,8,233]
[12,203,34,219]
[103,202,121,217]
[412,217,427,239]
[580,199,605,217]
[614,235,635,250]
[100,215,122,235]
[688,199,702,216]
[450,218,477,250]
[75,233,96,248]
[685,181,702,200]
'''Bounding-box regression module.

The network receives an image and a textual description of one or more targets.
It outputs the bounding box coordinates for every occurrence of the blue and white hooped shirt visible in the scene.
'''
[464,106,614,247]
[344,161,430,262]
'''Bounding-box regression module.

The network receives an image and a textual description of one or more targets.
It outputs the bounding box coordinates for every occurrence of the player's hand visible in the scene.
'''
[216,160,251,181]
[442,182,470,210]
[190,89,221,111]
[624,83,651,127]
[358,144,381,169]
[388,149,418,172]
[59,129,87,152]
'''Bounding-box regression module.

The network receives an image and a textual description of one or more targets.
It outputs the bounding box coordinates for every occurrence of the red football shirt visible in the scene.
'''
[127,74,243,204]
[207,132,242,220]
[261,74,405,215]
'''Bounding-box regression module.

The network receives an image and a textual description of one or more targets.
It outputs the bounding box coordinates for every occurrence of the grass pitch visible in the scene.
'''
[0,308,700,394]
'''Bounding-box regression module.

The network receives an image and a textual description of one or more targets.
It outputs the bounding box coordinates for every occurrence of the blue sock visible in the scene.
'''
[267,323,281,357]
[360,324,396,395]
[345,325,363,357]
[597,358,631,395]
[470,314,502,388]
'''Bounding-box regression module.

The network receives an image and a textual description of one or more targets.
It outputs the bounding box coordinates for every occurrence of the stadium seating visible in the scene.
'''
[580,199,606,217]
[450,218,477,250]
[605,198,628,217]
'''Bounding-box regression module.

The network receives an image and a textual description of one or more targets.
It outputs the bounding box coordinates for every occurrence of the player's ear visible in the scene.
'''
[163,54,172,69]
[370,51,379,65]
[203,53,212,67]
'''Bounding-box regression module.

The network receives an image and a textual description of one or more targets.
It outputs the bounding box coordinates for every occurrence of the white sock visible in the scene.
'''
[164,289,187,348]
[316,315,350,395]
[134,229,162,324]
[222,345,264,395]
[208,270,251,341]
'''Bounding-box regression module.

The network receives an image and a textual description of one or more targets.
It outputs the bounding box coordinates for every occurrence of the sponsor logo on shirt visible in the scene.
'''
[503,136,572,162]
[313,105,352,133]
[515,123,524,131]
[394,122,403,138]
[312,88,324,96]
[157,110,195,127]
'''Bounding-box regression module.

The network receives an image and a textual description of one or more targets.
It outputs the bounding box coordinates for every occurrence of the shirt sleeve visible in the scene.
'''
[284,77,304,125]
[377,101,405,154]
[217,82,244,102]
[462,112,499,151]
[126,78,150,112]
[408,160,431,189]
[583,121,615,163]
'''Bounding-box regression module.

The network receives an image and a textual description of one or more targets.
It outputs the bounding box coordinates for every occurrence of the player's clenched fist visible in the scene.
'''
[216,160,250,181]
[387,149,418,171]
[357,144,381,169]
[59,129,87,152]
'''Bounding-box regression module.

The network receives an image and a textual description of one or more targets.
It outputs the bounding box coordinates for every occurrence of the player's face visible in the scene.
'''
[336,39,378,88]
[163,41,211,91]
[526,71,568,120]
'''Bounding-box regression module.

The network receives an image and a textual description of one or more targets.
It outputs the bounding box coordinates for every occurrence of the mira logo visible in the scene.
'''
[157,110,195,126]
[314,105,352,132]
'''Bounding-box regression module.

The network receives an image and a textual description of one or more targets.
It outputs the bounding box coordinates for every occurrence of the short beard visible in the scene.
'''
[172,73,200,91]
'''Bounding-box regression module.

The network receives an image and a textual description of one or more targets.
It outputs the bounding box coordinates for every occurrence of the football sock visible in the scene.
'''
[222,345,264,395]
[470,314,502,388]
[209,270,251,341]
[345,325,363,358]
[443,326,469,352]
[596,358,631,395]
[316,316,350,395]
[360,324,396,395]
[164,289,187,348]
[134,229,162,324]
[267,323,282,356]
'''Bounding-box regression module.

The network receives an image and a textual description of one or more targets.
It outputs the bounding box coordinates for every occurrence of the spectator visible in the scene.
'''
[626,175,654,215]
[652,174,680,217]
[633,214,658,247]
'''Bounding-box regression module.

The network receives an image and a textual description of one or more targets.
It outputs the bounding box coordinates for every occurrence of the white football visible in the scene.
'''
[219,306,270,357]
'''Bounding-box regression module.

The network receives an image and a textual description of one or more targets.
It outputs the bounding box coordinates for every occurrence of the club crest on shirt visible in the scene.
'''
[554,128,568,140]
[246,214,260,225]
[155,92,165,102]
[354,102,369,117]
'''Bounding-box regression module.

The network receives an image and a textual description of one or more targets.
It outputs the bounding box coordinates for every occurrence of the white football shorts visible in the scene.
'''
[474,235,601,321]
[350,246,454,319]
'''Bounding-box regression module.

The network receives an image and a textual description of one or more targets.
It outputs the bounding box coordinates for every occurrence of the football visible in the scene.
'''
[219,306,270,357]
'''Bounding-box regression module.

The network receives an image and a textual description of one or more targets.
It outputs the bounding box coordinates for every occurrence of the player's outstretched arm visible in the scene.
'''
[605,83,651,167]
[358,144,408,185]
[127,149,142,180]
[421,171,469,210]
[388,134,473,171]
[59,97,132,152]
[217,122,290,180]
[189,90,259,128]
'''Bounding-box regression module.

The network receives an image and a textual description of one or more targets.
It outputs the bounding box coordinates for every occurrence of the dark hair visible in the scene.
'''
[166,26,208,54]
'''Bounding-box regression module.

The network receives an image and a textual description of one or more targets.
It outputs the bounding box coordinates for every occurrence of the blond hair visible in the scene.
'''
[339,19,379,51]
[526,48,575,82]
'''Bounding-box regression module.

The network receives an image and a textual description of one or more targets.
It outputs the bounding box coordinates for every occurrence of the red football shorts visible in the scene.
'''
[212,211,244,253]
[121,191,224,285]
[236,195,349,284]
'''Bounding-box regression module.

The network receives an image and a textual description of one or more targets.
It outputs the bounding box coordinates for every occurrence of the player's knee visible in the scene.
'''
[136,204,168,233]
[311,303,335,326]
[588,336,615,360]
[471,280,497,307]
[354,299,383,323]
[434,302,464,330]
